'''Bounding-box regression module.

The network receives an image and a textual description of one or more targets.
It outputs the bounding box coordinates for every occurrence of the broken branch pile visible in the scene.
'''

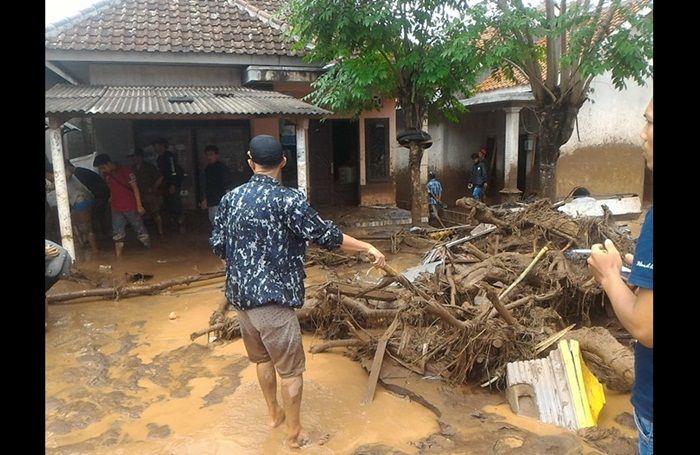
[193,199,636,391]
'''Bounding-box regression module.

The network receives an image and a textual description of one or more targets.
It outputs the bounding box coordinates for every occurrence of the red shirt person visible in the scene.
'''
[93,154,151,258]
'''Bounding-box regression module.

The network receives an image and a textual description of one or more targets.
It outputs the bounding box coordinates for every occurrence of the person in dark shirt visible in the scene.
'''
[200,145,232,225]
[588,98,653,455]
[211,135,386,449]
[153,138,185,233]
[66,160,111,239]
[469,152,489,202]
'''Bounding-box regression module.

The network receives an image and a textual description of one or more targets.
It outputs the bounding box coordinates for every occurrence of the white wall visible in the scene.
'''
[561,73,653,154]
[89,64,242,86]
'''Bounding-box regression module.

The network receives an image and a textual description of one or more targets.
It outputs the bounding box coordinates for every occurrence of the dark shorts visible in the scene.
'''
[236,304,306,378]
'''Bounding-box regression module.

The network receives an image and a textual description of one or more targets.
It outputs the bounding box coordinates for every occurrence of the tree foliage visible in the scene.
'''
[283,0,488,128]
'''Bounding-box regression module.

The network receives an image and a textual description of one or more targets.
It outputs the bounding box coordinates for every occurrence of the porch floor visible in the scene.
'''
[317,206,412,228]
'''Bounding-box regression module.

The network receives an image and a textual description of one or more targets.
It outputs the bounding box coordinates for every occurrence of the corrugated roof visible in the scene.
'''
[45,0,301,57]
[45,84,331,117]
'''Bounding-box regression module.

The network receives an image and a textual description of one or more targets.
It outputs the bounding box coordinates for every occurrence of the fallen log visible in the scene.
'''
[328,294,400,319]
[48,271,225,304]
[564,326,635,392]
[455,198,509,228]
[326,283,399,302]
[309,338,365,354]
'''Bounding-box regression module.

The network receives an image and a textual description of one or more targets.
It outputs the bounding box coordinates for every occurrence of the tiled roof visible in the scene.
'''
[45,0,300,57]
[240,0,285,16]
[45,84,331,117]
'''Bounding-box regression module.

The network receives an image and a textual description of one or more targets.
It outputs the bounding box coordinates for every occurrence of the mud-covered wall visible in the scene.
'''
[556,144,646,197]
[558,72,653,198]
[427,110,505,207]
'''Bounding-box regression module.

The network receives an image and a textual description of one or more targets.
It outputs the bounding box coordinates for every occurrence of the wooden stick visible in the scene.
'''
[463,242,490,261]
[498,245,550,301]
[487,290,559,318]
[48,271,225,304]
[446,263,457,307]
[364,316,401,404]
[485,290,520,327]
[190,322,228,341]
[380,264,468,331]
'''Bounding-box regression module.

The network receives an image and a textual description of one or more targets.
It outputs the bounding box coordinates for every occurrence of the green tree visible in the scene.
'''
[283,0,487,224]
[479,0,653,199]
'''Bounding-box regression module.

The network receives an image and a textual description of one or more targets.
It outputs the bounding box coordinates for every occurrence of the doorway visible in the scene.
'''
[309,119,360,206]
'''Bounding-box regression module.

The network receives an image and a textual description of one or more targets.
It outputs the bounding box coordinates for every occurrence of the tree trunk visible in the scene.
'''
[409,142,424,225]
[539,162,557,202]
[536,103,579,201]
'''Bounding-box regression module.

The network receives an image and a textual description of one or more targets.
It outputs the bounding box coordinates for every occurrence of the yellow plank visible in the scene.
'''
[580,356,606,424]
[558,339,587,428]
[569,340,594,427]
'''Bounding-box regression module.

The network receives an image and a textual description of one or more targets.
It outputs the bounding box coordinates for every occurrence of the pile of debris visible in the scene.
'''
[193,198,636,392]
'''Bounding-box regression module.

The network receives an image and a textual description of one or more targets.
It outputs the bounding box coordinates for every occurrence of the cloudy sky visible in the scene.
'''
[46,0,102,25]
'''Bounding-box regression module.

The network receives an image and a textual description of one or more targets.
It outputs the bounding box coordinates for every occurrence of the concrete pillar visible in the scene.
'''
[48,117,76,260]
[500,107,523,202]
[296,118,310,197]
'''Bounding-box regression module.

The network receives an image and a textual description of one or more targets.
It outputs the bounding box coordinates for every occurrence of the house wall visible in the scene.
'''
[358,99,398,206]
[89,63,242,86]
[251,118,280,138]
[92,118,136,163]
[426,110,505,206]
[557,72,653,198]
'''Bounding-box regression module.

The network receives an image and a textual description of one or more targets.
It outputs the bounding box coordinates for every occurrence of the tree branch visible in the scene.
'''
[504,58,557,102]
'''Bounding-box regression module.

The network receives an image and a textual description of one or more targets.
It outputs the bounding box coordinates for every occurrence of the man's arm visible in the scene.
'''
[128,174,145,215]
[338,234,385,266]
[588,240,653,347]
[282,192,385,265]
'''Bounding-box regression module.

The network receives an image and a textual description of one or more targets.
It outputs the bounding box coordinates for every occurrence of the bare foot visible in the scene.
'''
[285,429,310,449]
[269,405,285,428]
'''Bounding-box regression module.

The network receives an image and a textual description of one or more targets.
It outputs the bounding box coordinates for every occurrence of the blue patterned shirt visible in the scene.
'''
[427,178,443,205]
[210,174,344,310]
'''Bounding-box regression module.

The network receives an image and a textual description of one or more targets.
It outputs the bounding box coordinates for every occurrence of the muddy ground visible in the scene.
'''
[46,222,641,454]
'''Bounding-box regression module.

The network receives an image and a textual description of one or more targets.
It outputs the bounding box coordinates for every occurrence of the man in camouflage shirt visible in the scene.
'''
[211,135,386,448]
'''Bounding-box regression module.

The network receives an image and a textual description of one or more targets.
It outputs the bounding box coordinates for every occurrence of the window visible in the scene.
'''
[365,118,390,183]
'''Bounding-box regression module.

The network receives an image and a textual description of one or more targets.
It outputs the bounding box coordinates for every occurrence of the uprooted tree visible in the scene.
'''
[477,0,653,199]
[283,0,487,224]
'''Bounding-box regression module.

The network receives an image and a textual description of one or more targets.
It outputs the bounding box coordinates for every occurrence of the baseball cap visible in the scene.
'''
[248,135,284,166]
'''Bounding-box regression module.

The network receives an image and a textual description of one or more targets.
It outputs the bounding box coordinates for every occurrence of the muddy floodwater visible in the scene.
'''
[46,234,639,454]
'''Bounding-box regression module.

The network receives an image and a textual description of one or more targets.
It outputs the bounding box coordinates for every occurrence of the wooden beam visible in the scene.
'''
[363,316,400,404]
[45,61,79,85]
